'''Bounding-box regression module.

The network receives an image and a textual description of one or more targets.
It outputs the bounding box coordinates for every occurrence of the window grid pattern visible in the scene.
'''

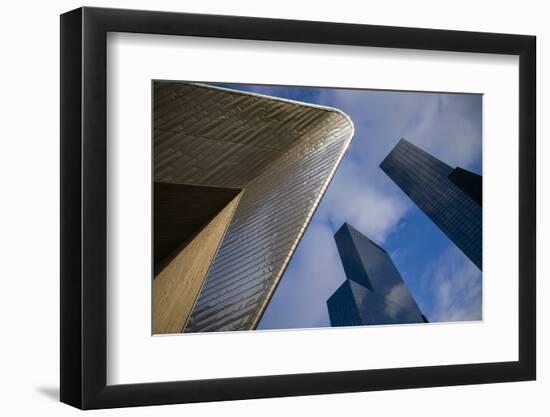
[380,139,482,269]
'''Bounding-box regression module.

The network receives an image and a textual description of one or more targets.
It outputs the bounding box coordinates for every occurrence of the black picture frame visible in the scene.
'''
[60,6,536,410]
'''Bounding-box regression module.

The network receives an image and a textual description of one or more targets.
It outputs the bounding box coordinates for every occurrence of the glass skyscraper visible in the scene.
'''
[327,223,427,327]
[380,139,482,270]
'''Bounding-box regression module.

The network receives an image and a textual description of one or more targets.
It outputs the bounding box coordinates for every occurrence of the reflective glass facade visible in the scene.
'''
[327,223,425,326]
[380,139,482,270]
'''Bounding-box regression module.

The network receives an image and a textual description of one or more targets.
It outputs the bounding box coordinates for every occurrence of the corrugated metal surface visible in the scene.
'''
[154,82,354,332]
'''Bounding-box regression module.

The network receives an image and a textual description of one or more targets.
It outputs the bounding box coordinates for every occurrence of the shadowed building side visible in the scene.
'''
[153,182,243,273]
[448,167,482,206]
[153,192,242,334]
[326,281,362,327]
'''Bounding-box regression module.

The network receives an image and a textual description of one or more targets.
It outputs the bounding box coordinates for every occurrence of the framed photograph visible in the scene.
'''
[60,6,536,409]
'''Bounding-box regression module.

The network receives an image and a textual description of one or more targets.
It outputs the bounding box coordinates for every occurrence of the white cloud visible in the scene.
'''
[322,88,482,172]
[383,283,410,319]
[254,86,483,329]
[407,94,482,170]
[317,159,410,244]
[422,246,482,322]
[258,221,346,329]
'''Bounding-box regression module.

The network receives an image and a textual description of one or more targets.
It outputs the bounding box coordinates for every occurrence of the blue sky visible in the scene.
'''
[213,82,483,329]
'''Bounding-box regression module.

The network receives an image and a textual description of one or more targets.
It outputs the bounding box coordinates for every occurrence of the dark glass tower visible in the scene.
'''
[327,223,427,327]
[380,139,482,270]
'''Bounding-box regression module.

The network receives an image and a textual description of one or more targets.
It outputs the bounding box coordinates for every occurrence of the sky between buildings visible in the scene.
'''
[212,82,483,330]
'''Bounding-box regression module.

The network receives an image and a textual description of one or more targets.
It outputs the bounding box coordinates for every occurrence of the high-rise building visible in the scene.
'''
[153,82,354,333]
[327,223,427,327]
[380,139,482,270]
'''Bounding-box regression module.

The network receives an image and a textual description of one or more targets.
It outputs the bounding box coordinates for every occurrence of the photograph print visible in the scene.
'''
[152,81,482,335]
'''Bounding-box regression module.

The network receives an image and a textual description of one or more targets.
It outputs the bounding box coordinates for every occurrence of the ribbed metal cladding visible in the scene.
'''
[154,82,354,332]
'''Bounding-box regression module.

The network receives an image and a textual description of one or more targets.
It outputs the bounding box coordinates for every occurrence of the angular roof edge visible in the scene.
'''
[171,80,355,138]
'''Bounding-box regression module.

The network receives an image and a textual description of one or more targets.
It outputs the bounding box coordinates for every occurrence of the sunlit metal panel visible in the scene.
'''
[154,82,354,332]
